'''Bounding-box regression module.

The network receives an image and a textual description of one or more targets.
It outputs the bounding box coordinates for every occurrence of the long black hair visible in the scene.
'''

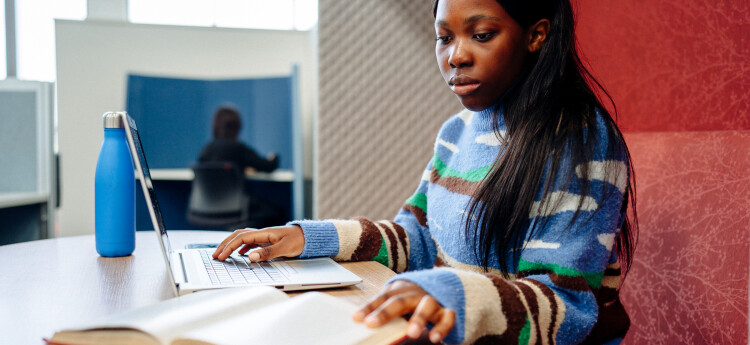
[433,0,638,278]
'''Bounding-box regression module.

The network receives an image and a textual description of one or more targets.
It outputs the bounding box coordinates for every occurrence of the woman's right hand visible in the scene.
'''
[212,225,305,262]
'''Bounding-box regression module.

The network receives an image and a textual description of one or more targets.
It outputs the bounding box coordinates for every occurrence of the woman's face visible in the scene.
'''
[435,0,530,111]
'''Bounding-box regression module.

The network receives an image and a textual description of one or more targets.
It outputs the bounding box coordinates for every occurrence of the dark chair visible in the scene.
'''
[187,162,249,230]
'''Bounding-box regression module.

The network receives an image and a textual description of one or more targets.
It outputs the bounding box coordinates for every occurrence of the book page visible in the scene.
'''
[51,286,288,344]
[173,291,408,345]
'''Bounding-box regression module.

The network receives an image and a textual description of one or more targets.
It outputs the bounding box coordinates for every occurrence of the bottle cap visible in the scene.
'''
[102,112,127,129]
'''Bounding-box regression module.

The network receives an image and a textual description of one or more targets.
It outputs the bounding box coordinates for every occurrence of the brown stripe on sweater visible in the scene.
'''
[525,279,559,345]
[376,221,399,271]
[350,218,384,261]
[434,254,446,267]
[389,222,410,272]
[475,334,514,345]
[550,274,590,291]
[604,267,620,276]
[580,297,630,345]
[486,274,527,344]
[402,204,428,228]
[430,169,481,196]
[596,286,620,306]
[516,281,542,345]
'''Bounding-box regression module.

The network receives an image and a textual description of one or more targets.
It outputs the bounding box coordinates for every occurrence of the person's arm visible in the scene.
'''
[370,147,630,344]
[240,144,278,172]
[212,158,438,273]
[284,158,438,273]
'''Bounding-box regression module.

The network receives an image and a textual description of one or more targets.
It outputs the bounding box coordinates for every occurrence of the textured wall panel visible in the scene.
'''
[622,131,749,344]
[576,0,750,132]
[317,0,462,219]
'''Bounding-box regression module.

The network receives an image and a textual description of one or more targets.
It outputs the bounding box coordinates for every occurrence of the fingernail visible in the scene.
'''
[249,252,260,261]
[407,324,421,338]
[352,311,365,321]
[364,315,379,327]
[430,332,441,343]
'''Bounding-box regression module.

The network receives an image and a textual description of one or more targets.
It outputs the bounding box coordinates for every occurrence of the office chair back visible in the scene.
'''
[187,162,248,229]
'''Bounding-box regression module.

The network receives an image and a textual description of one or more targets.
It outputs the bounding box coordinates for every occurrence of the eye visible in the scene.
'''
[473,32,495,42]
[436,36,453,45]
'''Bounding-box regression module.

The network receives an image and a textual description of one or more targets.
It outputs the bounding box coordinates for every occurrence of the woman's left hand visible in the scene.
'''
[352,280,455,344]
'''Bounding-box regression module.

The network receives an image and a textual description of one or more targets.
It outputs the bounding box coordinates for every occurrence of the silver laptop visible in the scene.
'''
[115,111,362,296]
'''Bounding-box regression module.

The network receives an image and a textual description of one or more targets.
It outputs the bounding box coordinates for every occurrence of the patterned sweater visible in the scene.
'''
[290,106,630,345]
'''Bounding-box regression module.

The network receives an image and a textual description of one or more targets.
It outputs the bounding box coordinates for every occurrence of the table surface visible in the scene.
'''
[0,231,395,344]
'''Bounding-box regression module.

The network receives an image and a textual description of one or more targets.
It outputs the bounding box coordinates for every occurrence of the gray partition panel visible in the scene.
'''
[0,91,38,193]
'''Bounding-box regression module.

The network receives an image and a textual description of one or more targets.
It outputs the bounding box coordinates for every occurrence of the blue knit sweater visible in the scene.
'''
[290,105,630,345]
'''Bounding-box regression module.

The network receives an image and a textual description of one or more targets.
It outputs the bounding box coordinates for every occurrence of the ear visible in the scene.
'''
[527,19,550,53]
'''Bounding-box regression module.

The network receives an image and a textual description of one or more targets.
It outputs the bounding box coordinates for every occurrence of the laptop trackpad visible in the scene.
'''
[279,259,333,275]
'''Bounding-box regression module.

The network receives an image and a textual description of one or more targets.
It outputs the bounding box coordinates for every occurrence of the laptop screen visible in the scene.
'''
[121,113,173,256]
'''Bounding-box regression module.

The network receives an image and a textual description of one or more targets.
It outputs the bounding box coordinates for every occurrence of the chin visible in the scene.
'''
[457,96,491,112]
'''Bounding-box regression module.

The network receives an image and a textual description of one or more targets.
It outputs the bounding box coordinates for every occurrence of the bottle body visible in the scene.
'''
[95,128,135,257]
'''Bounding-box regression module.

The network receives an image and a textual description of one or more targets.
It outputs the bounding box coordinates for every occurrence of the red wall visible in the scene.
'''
[575,0,750,132]
[574,2,750,344]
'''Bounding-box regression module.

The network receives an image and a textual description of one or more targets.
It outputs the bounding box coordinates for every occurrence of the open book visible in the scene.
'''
[46,286,407,345]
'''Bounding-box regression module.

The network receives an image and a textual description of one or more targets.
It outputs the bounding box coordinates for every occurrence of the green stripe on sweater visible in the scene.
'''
[372,239,389,268]
[519,258,603,288]
[433,154,491,182]
[519,316,531,345]
[406,193,427,213]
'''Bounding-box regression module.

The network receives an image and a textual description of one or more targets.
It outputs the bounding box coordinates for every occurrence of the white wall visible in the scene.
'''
[55,19,315,237]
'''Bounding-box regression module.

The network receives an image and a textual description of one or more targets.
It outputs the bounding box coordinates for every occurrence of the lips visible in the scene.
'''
[448,75,480,96]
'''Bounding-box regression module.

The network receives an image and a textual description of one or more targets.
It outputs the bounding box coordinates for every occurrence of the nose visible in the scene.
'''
[448,39,472,69]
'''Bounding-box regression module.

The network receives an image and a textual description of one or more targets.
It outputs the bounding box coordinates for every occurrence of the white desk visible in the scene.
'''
[0,192,48,209]
[150,168,294,182]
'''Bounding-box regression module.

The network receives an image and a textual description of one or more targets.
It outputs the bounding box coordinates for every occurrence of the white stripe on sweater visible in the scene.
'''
[380,222,408,272]
[517,279,555,345]
[458,109,474,126]
[512,283,538,345]
[452,269,508,343]
[474,132,505,146]
[524,239,561,249]
[597,233,616,251]
[529,191,598,218]
[435,243,511,278]
[575,160,628,193]
[330,219,364,261]
[438,138,459,153]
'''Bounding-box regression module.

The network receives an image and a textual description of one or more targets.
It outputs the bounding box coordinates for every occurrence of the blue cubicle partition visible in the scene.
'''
[126,71,303,230]
[126,74,293,170]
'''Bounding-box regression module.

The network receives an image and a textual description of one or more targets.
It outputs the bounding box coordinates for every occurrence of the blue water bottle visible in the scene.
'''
[95,112,136,257]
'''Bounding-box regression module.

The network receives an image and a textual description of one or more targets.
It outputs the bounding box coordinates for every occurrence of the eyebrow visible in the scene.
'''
[436,15,502,27]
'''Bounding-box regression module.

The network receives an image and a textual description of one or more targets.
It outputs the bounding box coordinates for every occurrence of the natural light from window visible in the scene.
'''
[129,0,318,31]
[15,0,86,81]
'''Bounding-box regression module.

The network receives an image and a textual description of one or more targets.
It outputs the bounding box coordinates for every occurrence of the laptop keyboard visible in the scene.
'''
[199,250,288,286]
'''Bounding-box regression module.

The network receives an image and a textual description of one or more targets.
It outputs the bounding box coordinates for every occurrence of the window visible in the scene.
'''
[15,0,86,81]
[129,0,317,31]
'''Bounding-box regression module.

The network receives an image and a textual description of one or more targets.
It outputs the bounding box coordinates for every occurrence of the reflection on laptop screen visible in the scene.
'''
[126,115,172,254]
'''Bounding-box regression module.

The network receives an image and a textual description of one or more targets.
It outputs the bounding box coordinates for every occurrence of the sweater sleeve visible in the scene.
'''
[390,133,630,344]
[287,158,438,272]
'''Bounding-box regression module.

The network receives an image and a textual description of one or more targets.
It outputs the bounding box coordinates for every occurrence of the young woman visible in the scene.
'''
[213,0,637,344]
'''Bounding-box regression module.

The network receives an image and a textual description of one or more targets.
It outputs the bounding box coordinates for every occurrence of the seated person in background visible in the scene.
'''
[198,106,284,228]
[199,106,279,173]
